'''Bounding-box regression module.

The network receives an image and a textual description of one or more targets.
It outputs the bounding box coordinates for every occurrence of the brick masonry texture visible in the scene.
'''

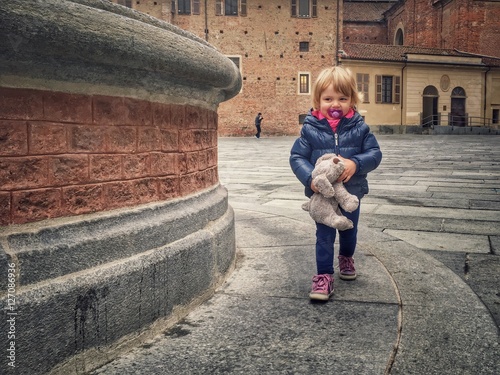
[0,87,219,225]
[125,0,499,136]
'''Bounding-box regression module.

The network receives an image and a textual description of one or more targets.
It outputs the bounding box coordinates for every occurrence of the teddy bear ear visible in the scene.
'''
[332,156,340,164]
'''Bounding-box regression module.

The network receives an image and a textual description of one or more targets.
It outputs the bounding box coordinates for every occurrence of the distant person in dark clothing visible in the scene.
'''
[255,113,263,138]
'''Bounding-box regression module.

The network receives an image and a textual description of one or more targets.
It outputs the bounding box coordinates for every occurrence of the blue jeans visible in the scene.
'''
[315,204,360,275]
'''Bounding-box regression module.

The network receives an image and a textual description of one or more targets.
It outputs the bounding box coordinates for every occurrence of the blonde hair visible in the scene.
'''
[312,66,360,110]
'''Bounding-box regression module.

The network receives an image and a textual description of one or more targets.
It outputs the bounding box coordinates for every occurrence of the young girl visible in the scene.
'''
[290,66,382,301]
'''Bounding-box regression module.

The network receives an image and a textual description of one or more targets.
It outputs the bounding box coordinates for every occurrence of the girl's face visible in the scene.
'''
[320,84,352,119]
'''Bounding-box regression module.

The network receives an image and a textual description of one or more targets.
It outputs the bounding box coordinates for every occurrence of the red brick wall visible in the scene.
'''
[130,0,342,136]
[385,0,500,58]
[344,23,388,45]
[0,87,218,226]
[443,0,500,58]
[386,0,440,48]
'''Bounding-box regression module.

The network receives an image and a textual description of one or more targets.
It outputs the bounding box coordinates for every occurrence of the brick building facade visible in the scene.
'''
[116,0,343,136]
[383,0,500,57]
[343,1,394,45]
[113,0,499,133]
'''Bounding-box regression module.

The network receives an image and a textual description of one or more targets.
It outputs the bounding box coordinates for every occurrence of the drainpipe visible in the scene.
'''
[484,66,491,125]
[204,0,208,41]
[401,58,407,126]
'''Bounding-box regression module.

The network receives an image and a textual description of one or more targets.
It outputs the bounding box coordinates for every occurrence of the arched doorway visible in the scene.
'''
[422,86,439,126]
[450,87,467,127]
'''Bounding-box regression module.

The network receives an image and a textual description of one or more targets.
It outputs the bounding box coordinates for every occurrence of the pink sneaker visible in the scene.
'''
[309,274,334,301]
[338,255,357,280]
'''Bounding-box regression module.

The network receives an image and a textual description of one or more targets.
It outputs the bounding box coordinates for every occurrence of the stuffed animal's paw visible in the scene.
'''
[342,196,359,213]
[313,175,335,198]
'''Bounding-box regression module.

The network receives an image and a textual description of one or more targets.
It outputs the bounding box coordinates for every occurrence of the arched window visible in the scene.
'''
[395,28,404,45]
[423,86,438,97]
[451,87,466,98]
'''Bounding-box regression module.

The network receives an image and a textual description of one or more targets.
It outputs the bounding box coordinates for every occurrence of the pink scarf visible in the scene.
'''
[312,108,355,132]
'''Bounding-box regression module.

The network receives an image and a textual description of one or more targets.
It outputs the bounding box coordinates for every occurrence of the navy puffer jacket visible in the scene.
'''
[290,109,382,199]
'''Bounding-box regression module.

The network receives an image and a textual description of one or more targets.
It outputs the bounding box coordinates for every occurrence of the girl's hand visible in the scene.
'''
[337,156,356,183]
[310,180,319,193]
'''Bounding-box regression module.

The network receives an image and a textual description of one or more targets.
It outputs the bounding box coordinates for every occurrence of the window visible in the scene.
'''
[395,29,404,45]
[225,0,238,15]
[172,0,200,15]
[117,0,132,7]
[356,73,369,103]
[299,42,309,52]
[291,0,318,18]
[178,0,191,14]
[492,109,499,124]
[216,0,244,16]
[382,76,392,103]
[376,75,400,104]
[299,73,310,94]
[227,56,241,71]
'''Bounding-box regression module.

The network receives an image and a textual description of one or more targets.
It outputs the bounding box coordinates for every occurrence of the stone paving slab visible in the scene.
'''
[363,214,500,236]
[371,205,500,221]
[385,229,490,253]
[91,294,398,375]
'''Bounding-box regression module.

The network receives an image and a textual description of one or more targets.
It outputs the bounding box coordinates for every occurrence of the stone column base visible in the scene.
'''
[0,185,236,375]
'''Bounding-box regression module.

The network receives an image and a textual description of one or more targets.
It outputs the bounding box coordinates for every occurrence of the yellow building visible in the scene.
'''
[341,43,500,132]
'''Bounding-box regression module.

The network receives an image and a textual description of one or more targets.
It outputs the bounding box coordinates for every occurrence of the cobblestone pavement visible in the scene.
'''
[92,134,499,375]
[357,135,500,328]
[219,134,500,329]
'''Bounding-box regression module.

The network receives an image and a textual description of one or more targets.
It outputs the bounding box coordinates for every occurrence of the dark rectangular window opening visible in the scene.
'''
[299,42,309,52]
[493,109,499,124]
[225,0,238,16]
[118,0,133,7]
[228,56,241,70]
[382,76,393,103]
[178,0,191,14]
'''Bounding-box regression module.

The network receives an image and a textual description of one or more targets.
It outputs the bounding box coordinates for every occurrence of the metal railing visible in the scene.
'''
[420,113,492,127]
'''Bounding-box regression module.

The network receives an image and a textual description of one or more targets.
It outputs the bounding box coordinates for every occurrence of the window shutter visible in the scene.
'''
[171,0,176,14]
[193,0,200,14]
[394,76,401,104]
[356,73,362,92]
[241,0,247,16]
[291,0,297,17]
[357,73,369,103]
[376,75,382,103]
[216,0,223,15]
[312,0,317,17]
